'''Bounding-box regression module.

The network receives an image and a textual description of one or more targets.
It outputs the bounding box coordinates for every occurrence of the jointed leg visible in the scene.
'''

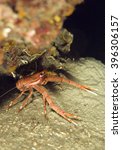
[18,88,33,112]
[33,85,79,125]
[44,76,96,95]
[5,90,25,109]
[42,96,47,116]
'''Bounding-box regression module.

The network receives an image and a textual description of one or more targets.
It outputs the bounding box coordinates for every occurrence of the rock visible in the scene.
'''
[0,57,104,150]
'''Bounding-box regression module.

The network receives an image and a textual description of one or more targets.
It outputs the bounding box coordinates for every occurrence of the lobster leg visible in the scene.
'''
[18,88,33,112]
[44,76,96,95]
[5,90,25,109]
[33,85,79,125]
[42,96,47,116]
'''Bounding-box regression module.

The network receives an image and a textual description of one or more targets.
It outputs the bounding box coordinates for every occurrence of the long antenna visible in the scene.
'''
[0,86,16,98]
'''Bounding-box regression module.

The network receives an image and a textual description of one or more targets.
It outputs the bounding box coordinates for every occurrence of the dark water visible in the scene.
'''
[64,0,105,63]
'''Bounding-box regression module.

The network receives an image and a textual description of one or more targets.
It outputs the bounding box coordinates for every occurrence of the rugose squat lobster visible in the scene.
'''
[5,70,97,125]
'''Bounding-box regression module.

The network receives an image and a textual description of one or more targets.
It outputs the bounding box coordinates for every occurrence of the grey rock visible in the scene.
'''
[0,58,104,150]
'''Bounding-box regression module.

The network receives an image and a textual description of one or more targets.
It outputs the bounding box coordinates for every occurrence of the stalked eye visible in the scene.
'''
[40,71,45,77]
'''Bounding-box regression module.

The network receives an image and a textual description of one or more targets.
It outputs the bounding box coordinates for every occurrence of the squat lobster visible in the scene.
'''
[6,70,96,125]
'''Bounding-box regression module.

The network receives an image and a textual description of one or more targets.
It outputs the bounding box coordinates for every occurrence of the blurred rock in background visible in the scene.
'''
[0,0,83,75]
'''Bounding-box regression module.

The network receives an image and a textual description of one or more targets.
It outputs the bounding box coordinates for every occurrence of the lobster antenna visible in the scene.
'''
[0,86,16,98]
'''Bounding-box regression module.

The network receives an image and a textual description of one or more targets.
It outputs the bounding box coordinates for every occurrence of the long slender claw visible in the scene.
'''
[64,112,81,120]
[44,76,97,96]
[85,88,98,96]
[33,85,80,125]
[65,117,78,126]
[62,112,80,126]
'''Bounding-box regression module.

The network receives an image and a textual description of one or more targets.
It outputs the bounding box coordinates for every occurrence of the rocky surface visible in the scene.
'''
[0,58,104,150]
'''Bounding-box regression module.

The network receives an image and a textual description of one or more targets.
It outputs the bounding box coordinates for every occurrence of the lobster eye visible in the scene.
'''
[40,71,45,77]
